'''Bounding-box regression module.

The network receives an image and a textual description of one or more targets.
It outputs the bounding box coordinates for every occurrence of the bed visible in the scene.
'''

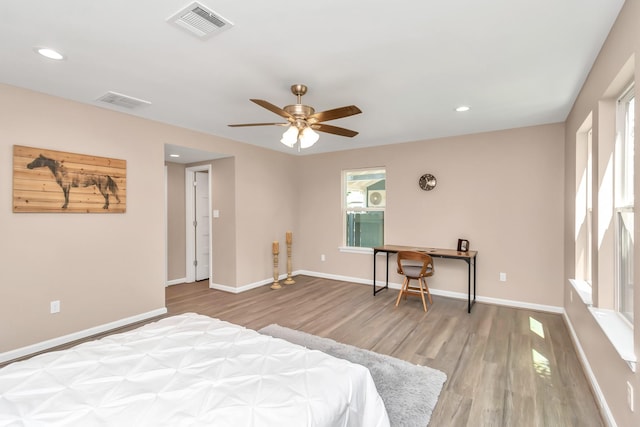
[0,313,389,426]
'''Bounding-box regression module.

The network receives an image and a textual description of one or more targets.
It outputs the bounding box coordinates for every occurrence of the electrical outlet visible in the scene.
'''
[321,254,326,262]
[627,381,634,412]
[499,272,507,282]
[50,300,60,314]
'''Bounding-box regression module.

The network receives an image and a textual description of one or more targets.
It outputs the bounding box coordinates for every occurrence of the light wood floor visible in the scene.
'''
[3,275,603,426]
[166,275,603,427]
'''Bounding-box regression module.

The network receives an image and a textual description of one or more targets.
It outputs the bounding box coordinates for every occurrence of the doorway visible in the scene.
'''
[185,164,212,282]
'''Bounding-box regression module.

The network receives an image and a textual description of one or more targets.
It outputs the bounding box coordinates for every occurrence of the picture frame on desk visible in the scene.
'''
[457,239,469,252]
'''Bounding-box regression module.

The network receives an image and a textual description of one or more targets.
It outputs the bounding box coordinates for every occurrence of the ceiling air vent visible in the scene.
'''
[167,2,233,39]
[97,91,152,109]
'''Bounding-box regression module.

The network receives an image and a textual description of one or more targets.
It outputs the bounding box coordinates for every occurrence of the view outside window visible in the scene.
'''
[344,168,386,248]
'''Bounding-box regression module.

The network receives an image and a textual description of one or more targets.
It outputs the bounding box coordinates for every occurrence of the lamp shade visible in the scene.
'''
[280,126,298,147]
[299,127,319,149]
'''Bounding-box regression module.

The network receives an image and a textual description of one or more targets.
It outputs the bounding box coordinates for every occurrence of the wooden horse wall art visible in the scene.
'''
[13,145,126,213]
[26,154,121,209]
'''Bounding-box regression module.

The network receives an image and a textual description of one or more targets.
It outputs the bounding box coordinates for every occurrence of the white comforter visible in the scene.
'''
[0,313,389,427]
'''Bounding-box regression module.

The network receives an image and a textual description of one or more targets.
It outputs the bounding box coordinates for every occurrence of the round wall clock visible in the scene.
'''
[419,173,437,191]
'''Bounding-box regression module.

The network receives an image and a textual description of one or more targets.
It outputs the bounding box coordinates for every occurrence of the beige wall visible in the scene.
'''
[297,123,565,307]
[0,83,297,355]
[0,84,166,351]
[563,1,640,426]
[233,149,299,285]
[209,157,237,287]
[186,157,238,287]
[166,162,186,282]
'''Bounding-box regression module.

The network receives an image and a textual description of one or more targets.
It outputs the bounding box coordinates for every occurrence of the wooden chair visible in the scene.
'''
[395,251,434,312]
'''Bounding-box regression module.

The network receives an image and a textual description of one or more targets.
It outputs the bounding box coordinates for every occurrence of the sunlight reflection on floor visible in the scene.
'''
[529,316,552,380]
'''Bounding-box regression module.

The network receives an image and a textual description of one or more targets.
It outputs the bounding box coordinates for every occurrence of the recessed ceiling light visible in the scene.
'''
[455,106,470,112]
[35,47,65,60]
[169,154,180,158]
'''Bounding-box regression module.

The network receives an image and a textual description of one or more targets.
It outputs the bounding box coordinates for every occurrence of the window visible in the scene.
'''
[615,84,634,324]
[575,124,593,287]
[343,168,386,248]
[586,129,593,284]
[575,64,636,370]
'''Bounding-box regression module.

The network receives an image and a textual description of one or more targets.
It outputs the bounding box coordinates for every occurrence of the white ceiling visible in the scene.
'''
[0,0,625,159]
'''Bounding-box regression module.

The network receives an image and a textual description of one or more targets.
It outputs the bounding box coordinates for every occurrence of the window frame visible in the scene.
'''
[573,117,593,296]
[586,128,593,285]
[342,167,386,249]
[614,84,634,325]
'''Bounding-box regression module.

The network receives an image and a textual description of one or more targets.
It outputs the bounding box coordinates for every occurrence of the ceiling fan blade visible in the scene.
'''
[250,99,293,119]
[228,122,289,127]
[308,105,362,123]
[313,123,359,138]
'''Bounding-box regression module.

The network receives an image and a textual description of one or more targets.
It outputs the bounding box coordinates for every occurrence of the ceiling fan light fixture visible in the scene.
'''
[300,127,319,149]
[280,125,298,147]
[229,83,360,149]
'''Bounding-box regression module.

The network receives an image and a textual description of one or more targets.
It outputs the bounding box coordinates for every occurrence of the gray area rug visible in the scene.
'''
[258,324,447,427]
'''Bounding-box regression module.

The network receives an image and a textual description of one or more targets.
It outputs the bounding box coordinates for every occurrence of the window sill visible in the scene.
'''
[338,246,374,255]
[569,278,636,371]
[587,307,636,372]
[569,279,593,305]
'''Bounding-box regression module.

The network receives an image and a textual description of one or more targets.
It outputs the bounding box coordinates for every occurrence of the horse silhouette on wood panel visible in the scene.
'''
[27,154,121,209]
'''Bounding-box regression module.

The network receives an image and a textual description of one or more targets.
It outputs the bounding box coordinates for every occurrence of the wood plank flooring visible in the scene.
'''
[166,275,603,427]
[3,275,604,426]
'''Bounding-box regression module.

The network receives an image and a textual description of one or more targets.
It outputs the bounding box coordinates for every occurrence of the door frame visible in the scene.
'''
[185,164,213,283]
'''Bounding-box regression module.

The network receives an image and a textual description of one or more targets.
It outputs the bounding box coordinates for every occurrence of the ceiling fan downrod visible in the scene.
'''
[290,84,307,103]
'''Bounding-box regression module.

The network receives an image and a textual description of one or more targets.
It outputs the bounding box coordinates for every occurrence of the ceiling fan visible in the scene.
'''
[228,84,362,149]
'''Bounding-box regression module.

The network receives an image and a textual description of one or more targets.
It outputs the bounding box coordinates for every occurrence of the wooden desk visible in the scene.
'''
[373,245,478,313]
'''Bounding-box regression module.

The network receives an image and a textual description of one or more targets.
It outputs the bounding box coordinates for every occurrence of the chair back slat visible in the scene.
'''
[396,251,434,277]
[395,251,435,311]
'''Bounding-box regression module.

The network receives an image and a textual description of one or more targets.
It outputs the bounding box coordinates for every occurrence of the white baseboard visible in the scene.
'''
[562,312,616,427]
[166,278,187,286]
[296,269,375,286]
[205,269,563,314]
[297,270,563,314]
[210,273,290,294]
[0,308,167,364]
[472,294,563,314]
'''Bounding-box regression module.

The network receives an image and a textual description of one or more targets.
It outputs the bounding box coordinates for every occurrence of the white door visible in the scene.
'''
[195,171,210,281]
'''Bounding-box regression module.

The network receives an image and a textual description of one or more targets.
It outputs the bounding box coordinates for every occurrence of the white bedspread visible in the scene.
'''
[0,313,389,427]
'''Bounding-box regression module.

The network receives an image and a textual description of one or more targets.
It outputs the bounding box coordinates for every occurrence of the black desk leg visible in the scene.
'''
[467,259,471,313]
[385,252,390,289]
[466,255,477,313]
[473,255,477,304]
[373,249,378,295]
[373,250,390,296]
